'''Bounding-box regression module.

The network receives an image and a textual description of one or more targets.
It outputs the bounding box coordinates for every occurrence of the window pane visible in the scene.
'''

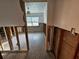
[33,23,39,26]
[32,17,39,22]
[27,23,32,26]
[27,17,32,22]
[26,17,39,26]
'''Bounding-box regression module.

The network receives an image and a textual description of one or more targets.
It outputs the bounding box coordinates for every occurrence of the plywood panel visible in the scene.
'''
[59,42,75,59]
[0,0,24,26]
[59,31,79,59]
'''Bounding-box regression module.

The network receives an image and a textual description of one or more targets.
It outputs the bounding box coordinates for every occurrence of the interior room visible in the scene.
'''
[0,0,79,59]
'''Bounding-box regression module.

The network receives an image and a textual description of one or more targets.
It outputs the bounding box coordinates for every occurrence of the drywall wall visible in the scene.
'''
[47,0,55,26]
[0,0,24,27]
[54,0,79,33]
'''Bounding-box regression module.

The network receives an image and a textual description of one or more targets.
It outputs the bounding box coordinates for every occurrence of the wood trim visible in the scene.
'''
[15,27,20,50]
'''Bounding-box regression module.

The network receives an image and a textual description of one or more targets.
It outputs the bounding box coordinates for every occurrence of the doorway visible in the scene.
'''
[25,2,48,50]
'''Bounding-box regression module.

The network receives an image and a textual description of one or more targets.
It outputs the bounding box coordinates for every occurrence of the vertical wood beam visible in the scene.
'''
[24,26,29,50]
[9,27,13,37]
[3,27,8,41]
[11,27,15,35]
[45,25,49,51]
[57,29,64,59]
[0,39,3,50]
[74,36,79,59]
[0,52,3,59]
[5,27,13,50]
[15,27,20,50]
[19,0,29,50]
[13,26,16,35]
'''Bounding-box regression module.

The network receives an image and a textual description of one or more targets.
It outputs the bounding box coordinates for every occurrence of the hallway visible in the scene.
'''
[2,33,55,59]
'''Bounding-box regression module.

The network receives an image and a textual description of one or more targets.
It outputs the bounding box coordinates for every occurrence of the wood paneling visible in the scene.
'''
[52,27,64,59]
[52,27,79,59]
[58,30,79,59]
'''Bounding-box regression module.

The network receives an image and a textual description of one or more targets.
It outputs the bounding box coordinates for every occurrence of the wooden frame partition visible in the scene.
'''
[19,0,29,50]
[0,26,29,52]
[53,27,79,59]
[5,27,13,50]
[15,27,20,50]
[51,26,79,59]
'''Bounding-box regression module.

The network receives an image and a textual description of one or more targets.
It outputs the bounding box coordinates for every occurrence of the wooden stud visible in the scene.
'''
[57,28,64,59]
[11,27,15,35]
[0,39,3,50]
[9,27,13,37]
[24,26,29,50]
[0,52,3,59]
[19,0,29,50]
[15,27,20,50]
[74,35,79,59]
[5,27,13,50]
[45,25,49,51]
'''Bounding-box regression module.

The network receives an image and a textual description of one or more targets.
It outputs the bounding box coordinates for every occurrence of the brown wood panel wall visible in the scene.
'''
[59,31,79,59]
[52,27,79,59]
[52,27,64,59]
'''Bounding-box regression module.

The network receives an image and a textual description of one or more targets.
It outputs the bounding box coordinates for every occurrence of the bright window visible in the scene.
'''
[27,17,39,26]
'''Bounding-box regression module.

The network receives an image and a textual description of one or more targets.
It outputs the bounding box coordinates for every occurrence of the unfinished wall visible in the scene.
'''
[54,0,79,34]
[0,0,24,27]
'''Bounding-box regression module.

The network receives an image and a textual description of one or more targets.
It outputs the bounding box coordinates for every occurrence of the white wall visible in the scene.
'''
[53,0,79,33]
[0,0,24,27]
[47,0,55,26]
